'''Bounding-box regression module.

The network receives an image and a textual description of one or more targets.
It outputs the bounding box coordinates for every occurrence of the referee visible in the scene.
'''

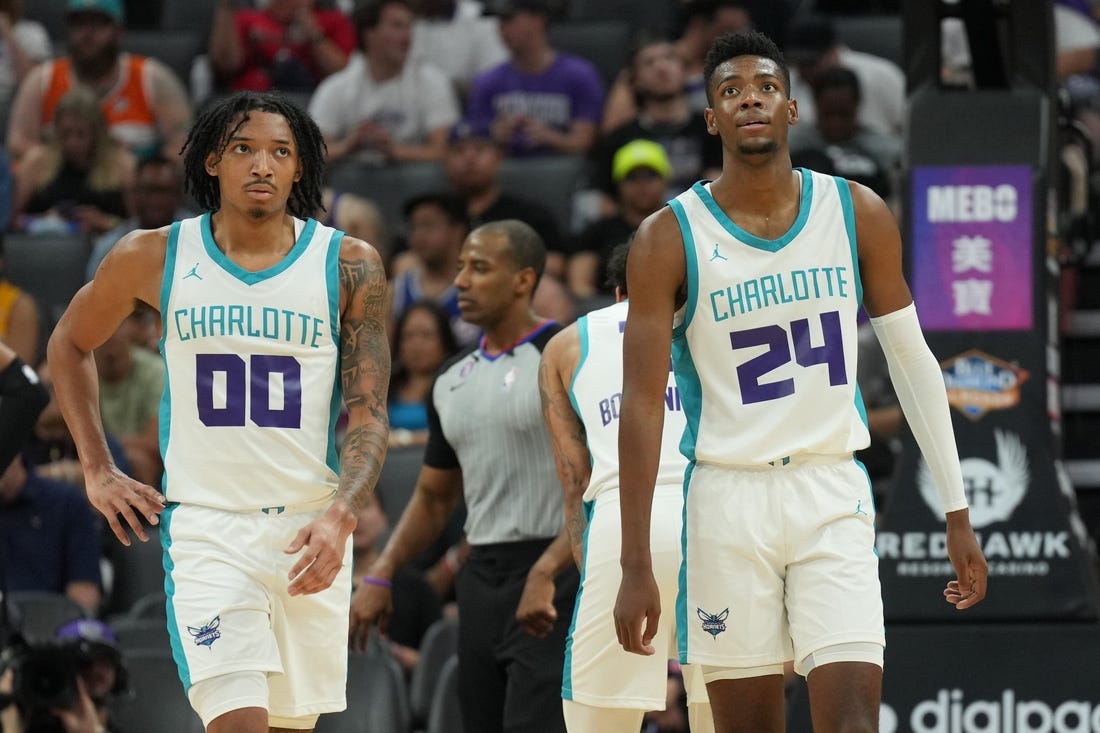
[350,219,578,733]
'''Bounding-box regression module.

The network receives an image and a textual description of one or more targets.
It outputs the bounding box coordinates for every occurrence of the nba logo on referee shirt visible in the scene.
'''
[697,608,729,638]
[187,616,222,648]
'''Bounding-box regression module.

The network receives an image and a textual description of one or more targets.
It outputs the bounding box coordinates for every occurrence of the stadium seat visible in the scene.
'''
[2,231,89,315]
[566,0,674,35]
[111,617,170,653]
[377,444,426,527]
[833,14,903,66]
[547,20,632,87]
[424,655,462,733]
[160,0,221,32]
[325,161,448,240]
[315,635,411,733]
[7,591,91,643]
[498,155,585,239]
[408,616,459,731]
[103,525,166,618]
[109,649,204,733]
[124,590,168,621]
[122,30,206,87]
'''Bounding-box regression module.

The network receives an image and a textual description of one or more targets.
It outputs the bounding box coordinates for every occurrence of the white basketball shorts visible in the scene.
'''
[161,498,353,720]
[564,483,707,709]
[678,458,884,676]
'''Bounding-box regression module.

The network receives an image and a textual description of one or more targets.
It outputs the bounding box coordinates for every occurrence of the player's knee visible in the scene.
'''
[189,670,268,729]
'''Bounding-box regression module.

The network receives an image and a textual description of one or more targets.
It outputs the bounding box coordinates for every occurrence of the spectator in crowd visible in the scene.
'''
[209,0,356,93]
[56,618,129,733]
[350,490,442,674]
[789,66,901,204]
[390,192,480,347]
[6,0,192,162]
[409,0,509,100]
[310,0,459,165]
[319,187,393,273]
[13,85,136,236]
[570,140,671,299]
[443,119,566,274]
[0,238,41,365]
[93,310,164,488]
[601,0,752,133]
[86,154,192,280]
[588,35,722,214]
[388,300,460,449]
[785,13,906,140]
[0,338,49,475]
[468,0,604,156]
[0,454,103,614]
[0,0,52,115]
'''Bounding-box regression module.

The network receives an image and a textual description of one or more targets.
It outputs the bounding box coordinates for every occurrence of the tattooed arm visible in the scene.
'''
[286,236,390,596]
[538,324,590,569]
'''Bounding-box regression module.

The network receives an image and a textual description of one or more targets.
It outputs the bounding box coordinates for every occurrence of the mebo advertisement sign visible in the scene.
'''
[787,625,1100,733]
[910,166,1033,331]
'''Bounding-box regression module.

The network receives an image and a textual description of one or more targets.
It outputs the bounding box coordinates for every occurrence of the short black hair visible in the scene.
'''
[811,65,861,102]
[702,30,790,106]
[475,219,546,284]
[604,240,631,294]
[181,91,326,219]
[402,192,471,232]
[354,0,413,51]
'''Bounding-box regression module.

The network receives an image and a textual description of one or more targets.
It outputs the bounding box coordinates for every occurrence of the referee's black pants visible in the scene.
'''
[455,538,580,733]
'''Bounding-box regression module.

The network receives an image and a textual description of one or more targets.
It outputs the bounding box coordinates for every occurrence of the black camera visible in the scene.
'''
[2,636,81,733]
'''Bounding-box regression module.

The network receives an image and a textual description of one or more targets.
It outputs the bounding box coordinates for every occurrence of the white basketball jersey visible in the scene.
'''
[159,214,344,510]
[669,171,869,466]
[570,300,687,502]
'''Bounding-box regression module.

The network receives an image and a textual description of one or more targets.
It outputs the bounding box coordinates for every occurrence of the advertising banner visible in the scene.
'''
[787,624,1100,733]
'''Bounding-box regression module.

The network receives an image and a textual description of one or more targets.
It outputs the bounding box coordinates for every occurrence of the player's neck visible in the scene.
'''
[481,306,544,355]
[711,160,799,213]
[209,210,297,259]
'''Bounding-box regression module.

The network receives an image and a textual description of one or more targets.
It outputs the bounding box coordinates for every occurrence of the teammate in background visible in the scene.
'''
[47,91,390,733]
[0,338,49,474]
[539,242,714,733]
[350,220,578,733]
[613,31,987,732]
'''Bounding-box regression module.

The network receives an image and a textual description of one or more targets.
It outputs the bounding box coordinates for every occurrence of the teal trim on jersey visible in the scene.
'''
[199,213,318,285]
[325,228,344,475]
[854,382,869,431]
[561,498,595,701]
[671,339,702,464]
[669,198,698,340]
[676,461,695,665]
[157,221,182,497]
[833,177,863,304]
[852,457,880,557]
[161,504,192,689]
[567,316,589,427]
[690,168,814,252]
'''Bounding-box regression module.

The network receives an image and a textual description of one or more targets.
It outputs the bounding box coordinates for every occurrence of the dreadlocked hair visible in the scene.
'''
[180,91,327,219]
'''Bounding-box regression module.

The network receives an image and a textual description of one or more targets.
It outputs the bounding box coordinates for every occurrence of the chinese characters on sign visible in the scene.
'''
[910,166,1032,330]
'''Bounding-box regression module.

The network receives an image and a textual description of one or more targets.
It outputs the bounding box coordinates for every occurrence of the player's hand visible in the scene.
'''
[286,503,355,596]
[943,508,988,610]
[516,565,557,638]
[86,465,165,545]
[614,564,661,655]
[349,572,394,652]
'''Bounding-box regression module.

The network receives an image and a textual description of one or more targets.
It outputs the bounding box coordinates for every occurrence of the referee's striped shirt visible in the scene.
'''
[425,320,563,546]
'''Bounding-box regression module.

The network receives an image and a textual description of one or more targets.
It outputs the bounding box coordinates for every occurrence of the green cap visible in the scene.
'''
[612,139,672,183]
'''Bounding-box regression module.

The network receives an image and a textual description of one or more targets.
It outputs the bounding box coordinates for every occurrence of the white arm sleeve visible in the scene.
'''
[869,303,968,514]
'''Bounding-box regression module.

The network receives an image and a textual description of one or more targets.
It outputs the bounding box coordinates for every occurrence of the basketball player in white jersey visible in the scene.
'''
[613,32,988,732]
[47,91,390,733]
[540,243,714,733]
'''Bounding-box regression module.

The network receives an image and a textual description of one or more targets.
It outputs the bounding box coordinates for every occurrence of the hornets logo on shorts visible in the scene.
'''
[697,608,729,638]
[187,616,222,648]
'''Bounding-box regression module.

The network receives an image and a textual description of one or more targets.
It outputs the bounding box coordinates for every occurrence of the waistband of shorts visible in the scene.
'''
[468,537,555,565]
[169,493,336,517]
[697,453,854,472]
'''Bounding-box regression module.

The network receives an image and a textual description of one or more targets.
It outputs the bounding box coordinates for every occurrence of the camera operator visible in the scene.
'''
[0,619,126,733]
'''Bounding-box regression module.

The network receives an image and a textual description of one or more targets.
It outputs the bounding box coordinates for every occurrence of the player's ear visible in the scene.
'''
[293,162,303,183]
[204,152,219,177]
[787,98,798,125]
[704,107,718,135]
